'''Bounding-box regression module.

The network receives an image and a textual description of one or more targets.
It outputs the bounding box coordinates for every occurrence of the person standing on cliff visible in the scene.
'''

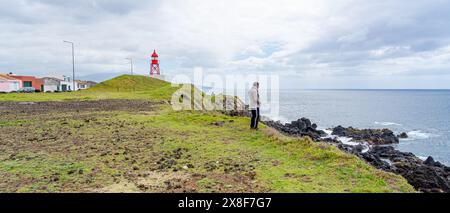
[249,82,261,129]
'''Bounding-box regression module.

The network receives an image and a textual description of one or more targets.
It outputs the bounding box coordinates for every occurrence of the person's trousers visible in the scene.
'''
[250,108,260,129]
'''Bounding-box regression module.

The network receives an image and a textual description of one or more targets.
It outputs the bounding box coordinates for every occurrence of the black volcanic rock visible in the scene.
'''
[393,159,450,193]
[331,125,399,145]
[263,118,327,141]
[424,156,445,167]
[319,137,340,144]
[340,145,450,193]
[398,132,409,139]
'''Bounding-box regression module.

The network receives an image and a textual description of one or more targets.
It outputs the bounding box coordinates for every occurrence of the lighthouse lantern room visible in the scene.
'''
[150,50,160,76]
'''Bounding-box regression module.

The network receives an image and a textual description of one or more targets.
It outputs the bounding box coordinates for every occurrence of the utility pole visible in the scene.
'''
[125,58,133,75]
[63,40,75,91]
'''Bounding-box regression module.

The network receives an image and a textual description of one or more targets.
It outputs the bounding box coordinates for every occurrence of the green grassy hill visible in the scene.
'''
[89,75,174,93]
[0,75,180,102]
[0,75,415,192]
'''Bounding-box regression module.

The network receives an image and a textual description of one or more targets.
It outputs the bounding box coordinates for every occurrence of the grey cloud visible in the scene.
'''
[0,0,154,24]
[33,0,151,16]
[1,0,450,88]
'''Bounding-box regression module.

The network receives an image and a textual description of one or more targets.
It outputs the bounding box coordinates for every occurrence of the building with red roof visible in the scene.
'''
[7,74,43,92]
[0,74,22,92]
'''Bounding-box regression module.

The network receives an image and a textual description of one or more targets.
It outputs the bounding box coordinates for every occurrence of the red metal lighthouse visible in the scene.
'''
[150,50,160,76]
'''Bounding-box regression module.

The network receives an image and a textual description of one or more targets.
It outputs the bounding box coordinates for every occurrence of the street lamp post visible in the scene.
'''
[63,40,75,91]
[125,58,133,75]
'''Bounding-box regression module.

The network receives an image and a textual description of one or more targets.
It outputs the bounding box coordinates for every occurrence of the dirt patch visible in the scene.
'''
[96,180,140,193]
[135,171,196,192]
[203,157,256,174]
[0,99,162,116]
[96,171,198,193]
[284,173,313,182]
[154,148,192,172]
[196,172,267,193]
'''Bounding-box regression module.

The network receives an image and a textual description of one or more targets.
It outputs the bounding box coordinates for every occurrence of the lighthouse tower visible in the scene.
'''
[150,50,160,76]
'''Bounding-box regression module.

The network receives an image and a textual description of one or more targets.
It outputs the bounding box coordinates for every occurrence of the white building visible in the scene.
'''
[0,74,21,92]
[41,77,61,92]
[41,75,97,92]
[59,76,74,91]
[42,75,75,91]
[75,80,97,90]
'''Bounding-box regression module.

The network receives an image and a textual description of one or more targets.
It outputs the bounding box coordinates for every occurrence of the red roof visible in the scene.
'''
[0,74,20,81]
[151,50,158,57]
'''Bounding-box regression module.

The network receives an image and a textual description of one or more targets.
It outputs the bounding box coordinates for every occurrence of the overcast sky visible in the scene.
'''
[1,0,450,88]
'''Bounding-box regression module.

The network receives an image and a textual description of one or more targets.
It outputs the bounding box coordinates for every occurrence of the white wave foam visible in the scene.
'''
[320,129,370,153]
[361,146,370,153]
[403,130,435,140]
[338,137,370,152]
[323,129,333,135]
[262,114,289,124]
[321,129,359,145]
[417,156,428,161]
[380,158,393,165]
[374,121,402,126]
[339,137,358,145]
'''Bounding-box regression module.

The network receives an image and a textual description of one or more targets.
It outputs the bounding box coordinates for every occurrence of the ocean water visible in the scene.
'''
[272,89,450,165]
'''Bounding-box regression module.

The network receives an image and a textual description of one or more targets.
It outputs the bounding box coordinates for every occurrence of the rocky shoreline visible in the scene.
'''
[331,125,404,145]
[263,118,450,193]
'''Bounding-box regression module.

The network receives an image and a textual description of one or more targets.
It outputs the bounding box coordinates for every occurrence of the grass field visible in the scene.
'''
[0,75,415,192]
